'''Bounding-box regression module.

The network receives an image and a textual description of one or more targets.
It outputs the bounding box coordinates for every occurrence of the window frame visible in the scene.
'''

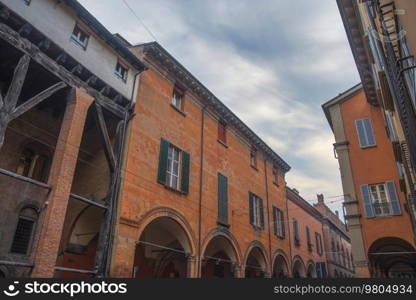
[217,120,227,145]
[166,144,182,191]
[250,148,257,169]
[306,226,312,251]
[70,24,90,50]
[272,166,279,186]
[355,118,376,148]
[293,219,300,245]
[10,207,38,255]
[315,233,323,256]
[114,60,129,83]
[368,183,392,216]
[171,86,185,112]
[273,206,285,238]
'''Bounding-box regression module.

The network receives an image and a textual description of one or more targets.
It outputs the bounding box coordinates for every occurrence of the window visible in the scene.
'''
[306,226,312,251]
[218,120,227,144]
[361,182,401,217]
[16,147,49,182]
[272,206,285,238]
[115,61,128,82]
[293,219,300,245]
[249,192,264,229]
[157,138,190,194]
[172,86,184,111]
[10,207,38,254]
[167,145,181,190]
[71,24,89,50]
[384,111,398,142]
[22,0,31,5]
[272,166,278,185]
[331,239,336,260]
[355,118,376,148]
[250,148,257,169]
[315,233,323,256]
[217,173,228,226]
[316,262,327,278]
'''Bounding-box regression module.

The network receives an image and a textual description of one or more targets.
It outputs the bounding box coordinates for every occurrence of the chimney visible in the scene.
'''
[317,194,324,203]
[335,210,339,218]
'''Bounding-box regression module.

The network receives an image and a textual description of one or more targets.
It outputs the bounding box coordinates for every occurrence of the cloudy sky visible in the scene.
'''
[79,0,360,213]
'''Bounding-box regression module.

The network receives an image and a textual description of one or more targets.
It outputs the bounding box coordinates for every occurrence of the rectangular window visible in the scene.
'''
[250,148,257,169]
[315,233,323,256]
[166,144,181,190]
[272,167,278,185]
[306,226,312,251]
[22,0,31,5]
[218,120,227,144]
[217,173,228,225]
[115,61,128,82]
[355,118,376,148]
[157,138,190,194]
[71,24,89,50]
[272,206,285,238]
[293,219,300,245]
[172,86,184,111]
[10,218,34,254]
[361,181,401,218]
[249,192,264,229]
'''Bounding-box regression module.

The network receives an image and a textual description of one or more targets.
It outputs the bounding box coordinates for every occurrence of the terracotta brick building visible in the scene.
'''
[0,0,351,278]
[323,84,416,278]
[314,194,354,278]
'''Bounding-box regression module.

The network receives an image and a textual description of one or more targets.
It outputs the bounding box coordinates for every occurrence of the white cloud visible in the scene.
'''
[78,0,358,215]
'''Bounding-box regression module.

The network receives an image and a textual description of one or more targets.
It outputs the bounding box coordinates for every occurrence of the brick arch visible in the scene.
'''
[272,249,290,276]
[292,255,306,278]
[135,206,197,255]
[242,240,270,273]
[201,227,242,265]
[0,266,10,278]
[306,259,317,278]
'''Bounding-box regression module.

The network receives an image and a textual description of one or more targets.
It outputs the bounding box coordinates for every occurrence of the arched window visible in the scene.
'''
[10,207,38,255]
[16,143,50,182]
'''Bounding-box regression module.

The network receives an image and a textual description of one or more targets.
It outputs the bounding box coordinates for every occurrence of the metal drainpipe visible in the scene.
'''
[197,104,208,277]
[263,158,273,276]
[104,71,142,276]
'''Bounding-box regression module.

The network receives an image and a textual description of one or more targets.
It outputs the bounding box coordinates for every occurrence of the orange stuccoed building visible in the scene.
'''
[323,84,416,278]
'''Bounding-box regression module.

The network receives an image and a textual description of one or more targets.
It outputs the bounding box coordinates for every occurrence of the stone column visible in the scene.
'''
[186,254,198,278]
[31,88,94,277]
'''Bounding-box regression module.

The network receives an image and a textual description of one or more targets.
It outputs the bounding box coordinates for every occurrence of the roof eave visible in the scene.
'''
[336,0,378,106]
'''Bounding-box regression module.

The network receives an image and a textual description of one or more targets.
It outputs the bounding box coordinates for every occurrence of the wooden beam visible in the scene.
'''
[0,23,126,119]
[70,193,108,210]
[0,167,52,189]
[4,54,30,112]
[93,102,116,172]
[10,81,67,119]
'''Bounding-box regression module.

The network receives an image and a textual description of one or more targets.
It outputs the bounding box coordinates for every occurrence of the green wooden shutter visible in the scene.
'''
[272,207,278,235]
[217,173,228,224]
[360,184,375,218]
[280,210,285,238]
[249,192,254,225]
[386,181,401,215]
[259,198,264,229]
[157,138,169,184]
[181,151,190,194]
